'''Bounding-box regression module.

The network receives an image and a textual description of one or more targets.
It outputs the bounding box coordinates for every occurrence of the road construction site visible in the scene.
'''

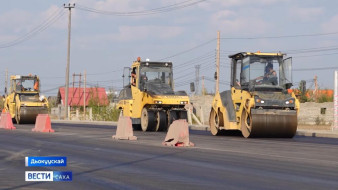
[1,47,337,190]
[1,122,338,190]
[2,1,338,189]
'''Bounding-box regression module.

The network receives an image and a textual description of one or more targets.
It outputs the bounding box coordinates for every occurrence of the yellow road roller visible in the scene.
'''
[210,52,299,138]
[117,57,190,131]
[4,75,48,124]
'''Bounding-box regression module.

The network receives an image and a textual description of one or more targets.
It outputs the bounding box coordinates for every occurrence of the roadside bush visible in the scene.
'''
[0,97,4,110]
[315,116,325,125]
[87,89,120,121]
[90,106,120,121]
[317,94,333,103]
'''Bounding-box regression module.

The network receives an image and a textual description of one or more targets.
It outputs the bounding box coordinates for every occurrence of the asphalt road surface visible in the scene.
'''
[1,123,338,190]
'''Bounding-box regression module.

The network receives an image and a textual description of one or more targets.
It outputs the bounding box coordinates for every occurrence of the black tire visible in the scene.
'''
[141,108,156,131]
[156,111,167,131]
[167,110,178,129]
[132,124,141,131]
[209,109,220,136]
[241,109,252,138]
[178,110,188,121]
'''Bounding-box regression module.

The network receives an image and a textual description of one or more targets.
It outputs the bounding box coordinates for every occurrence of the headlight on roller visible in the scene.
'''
[285,99,294,105]
[256,99,264,104]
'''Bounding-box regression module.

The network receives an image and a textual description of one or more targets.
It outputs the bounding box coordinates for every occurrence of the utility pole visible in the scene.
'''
[79,73,81,106]
[72,73,82,106]
[334,70,338,130]
[215,31,220,94]
[5,68,8,95]
[64,3,75,120]
[314,75,318,102]
[84,70,86,120]
[72,73,75,99]
[201,76,205,95]
[195,65,200,95]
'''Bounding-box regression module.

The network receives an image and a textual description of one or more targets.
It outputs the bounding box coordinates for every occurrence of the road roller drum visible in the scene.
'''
[241,109,297,138]
[18,107,48,124]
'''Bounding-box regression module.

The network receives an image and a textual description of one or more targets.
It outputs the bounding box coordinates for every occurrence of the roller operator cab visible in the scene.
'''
[117,58,190,132]
[4,75,48,124]
[210,52,299,138]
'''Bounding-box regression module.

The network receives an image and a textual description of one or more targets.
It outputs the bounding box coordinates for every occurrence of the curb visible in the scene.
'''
[51,119,117,126]
[296,130,338,139]
[189,125,209,131]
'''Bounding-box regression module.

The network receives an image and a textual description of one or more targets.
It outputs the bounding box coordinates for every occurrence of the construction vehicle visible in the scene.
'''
[117,57,190,132]
[210,52,299,138]
[4,75,48,124]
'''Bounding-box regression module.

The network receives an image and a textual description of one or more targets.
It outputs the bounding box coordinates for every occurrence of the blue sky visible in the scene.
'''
[0,0,338,96]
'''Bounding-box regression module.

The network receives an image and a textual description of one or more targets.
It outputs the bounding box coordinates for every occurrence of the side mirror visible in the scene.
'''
[190,82,195,92]
[214,72,217,80]
[284,83,293,89]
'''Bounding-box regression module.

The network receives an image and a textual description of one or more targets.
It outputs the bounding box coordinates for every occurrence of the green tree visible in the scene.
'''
[0,96,4,110]
[47,96,57,113]
[87,87,120,121]
[317,91,333,103]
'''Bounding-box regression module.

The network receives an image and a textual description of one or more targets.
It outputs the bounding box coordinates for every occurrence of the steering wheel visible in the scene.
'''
[154,78,161,83]
[256,80,263,85]
[250,79,261,85]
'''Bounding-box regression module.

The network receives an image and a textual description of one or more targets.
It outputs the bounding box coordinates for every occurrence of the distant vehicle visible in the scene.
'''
[4,75,48,124]
[210,52,299,138]
[117,57,190,132]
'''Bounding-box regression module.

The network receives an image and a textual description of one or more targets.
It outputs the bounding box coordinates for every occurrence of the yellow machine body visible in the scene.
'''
[210,52,299,138]
[117,59,189,131]
[4,75,48,124]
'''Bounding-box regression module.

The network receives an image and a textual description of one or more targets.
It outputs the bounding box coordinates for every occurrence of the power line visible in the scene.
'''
[157,38,216,61]
[86,69,123,76]
[39,69,124,79]
[41,76,65,79]
[220,31,338,40]
[175,80,194,88]
[41,86,62,94]
[174,53,215,76]
[175,62,213,80]
[204,76,229,84]
[174,50,215,69]
[292,52,338,58]
[281,45,338,54]
[76,0,207,16]
[293,66,338,71]
[156,31,338,62]
[157,32,338,62]
[0,6,65,49]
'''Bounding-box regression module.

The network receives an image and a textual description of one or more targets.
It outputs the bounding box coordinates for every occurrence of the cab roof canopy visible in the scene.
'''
[10,75,38,80]
[132,60,172,67]
[228,52,285,60]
